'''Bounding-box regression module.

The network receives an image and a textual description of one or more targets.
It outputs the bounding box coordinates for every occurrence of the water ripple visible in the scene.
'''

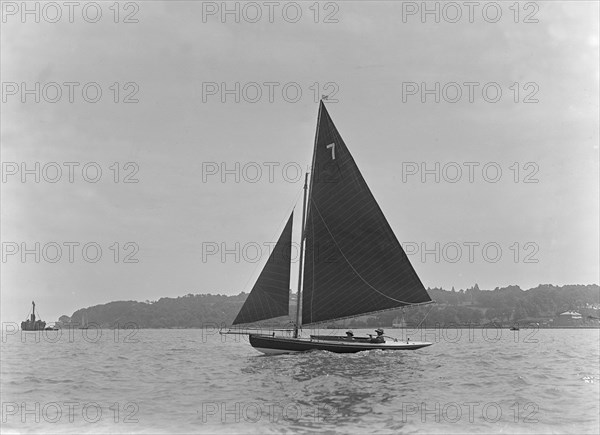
[1,328,598,434]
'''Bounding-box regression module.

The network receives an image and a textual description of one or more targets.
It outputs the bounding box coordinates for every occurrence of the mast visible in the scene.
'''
[306,101,323,230]
[294,173,309,338]
[294,101,324,337]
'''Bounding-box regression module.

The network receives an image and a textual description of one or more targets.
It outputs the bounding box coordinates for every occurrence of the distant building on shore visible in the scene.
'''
[554,311,583,326]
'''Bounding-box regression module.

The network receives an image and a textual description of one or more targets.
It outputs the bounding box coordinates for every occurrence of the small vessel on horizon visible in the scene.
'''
[21,301,57,331]
[222,101,434,354]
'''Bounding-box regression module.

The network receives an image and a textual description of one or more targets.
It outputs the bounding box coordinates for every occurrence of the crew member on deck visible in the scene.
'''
[370,328,385,343]
[345,330,354,340]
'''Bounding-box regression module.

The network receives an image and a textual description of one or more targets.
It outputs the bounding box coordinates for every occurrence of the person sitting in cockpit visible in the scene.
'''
[369,328,385,343]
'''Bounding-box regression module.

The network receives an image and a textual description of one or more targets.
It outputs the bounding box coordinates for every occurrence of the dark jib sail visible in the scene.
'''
[232,213,293,325]
[301,102,431,325]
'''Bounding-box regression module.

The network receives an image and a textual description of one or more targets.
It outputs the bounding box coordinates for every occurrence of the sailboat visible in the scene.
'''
[222,101,434,354]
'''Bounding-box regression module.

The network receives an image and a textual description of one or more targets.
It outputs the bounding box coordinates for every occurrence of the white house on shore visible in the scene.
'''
[554,311,583,326]
[559,311,583,319]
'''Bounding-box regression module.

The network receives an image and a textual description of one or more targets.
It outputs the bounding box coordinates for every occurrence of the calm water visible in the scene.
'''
[1,327,599,434]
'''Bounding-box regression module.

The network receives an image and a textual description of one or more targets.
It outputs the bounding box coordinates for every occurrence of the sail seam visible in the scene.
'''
[310,199,425,306]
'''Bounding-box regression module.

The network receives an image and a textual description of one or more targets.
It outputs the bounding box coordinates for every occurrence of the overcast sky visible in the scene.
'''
[1,1,598,323]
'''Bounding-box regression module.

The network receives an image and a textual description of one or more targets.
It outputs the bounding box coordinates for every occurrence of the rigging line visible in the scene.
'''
[311,199,425,306]
[415,302,435,329]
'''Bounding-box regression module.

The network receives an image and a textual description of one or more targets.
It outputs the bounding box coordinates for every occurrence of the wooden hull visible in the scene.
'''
[249,334,432,355]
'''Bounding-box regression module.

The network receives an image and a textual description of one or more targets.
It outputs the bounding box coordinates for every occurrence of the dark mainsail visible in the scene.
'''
[232,213,293,325]
[301,102,431,325]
